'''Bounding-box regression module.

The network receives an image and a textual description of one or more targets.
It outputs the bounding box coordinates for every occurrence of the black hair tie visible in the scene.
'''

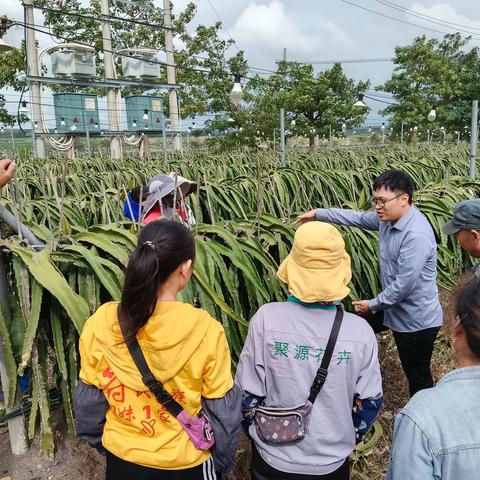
[142,241,156,250]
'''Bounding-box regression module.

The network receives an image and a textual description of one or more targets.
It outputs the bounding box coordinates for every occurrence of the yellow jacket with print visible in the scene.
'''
[78,300,233,470]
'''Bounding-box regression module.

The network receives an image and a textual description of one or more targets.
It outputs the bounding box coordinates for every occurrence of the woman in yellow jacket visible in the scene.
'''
[74,219,241,480]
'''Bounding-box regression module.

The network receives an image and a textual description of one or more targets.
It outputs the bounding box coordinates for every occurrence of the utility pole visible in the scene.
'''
[470,100,478,179]
[279,47,286,167]
[400,120,404,145]
[24,0,45,158]
[163,0,181,151]
[101,0,122,159]
[161,105,168,168]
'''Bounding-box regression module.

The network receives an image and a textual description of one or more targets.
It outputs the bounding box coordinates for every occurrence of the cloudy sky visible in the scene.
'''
[1,0,479,127]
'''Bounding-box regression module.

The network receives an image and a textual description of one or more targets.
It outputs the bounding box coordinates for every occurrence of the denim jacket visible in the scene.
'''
[387,366,480,480]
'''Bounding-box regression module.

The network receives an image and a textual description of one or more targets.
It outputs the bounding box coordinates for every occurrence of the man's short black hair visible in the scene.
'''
[373,169,414,205]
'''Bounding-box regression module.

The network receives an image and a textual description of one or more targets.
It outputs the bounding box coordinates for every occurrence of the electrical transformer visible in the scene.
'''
[121,54,160,80]
[51,49,96,79]
[125,95,164,132]
[53,93,100,133]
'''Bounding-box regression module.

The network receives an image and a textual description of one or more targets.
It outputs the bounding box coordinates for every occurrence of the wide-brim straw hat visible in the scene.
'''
[141,175,176,218]
[277,222,352,302]
[142,174,197,218]
[168,172,197,197]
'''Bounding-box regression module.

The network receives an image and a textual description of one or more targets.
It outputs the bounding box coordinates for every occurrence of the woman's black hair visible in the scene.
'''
[130,186,148,204]
[118,219,195,341]
[455,275,480,358]
[162,193,174,209]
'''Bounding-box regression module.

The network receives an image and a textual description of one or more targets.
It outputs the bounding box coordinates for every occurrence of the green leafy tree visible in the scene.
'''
[377,33,480,140]
[0,43,26,126]
[243,62,370,149]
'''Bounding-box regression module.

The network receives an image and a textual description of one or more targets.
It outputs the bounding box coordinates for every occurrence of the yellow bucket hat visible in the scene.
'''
[277,222,352,302]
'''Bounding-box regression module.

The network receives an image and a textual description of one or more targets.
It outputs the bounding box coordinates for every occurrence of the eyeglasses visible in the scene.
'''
[371,192,406,207]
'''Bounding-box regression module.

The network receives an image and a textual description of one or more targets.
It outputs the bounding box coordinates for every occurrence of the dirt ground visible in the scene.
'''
[0,291,457,480]
[0,411,105,480]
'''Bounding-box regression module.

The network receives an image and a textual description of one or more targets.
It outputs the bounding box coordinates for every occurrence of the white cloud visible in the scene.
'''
[230,1,352,62]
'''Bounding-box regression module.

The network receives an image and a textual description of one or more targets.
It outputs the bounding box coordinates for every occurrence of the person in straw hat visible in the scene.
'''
[235,222,383,480]
[142,173,197,227]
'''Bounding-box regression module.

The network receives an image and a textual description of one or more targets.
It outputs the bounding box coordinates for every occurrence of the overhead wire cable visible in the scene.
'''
[375,0,480,32]
[296,57,392,64]
[33,5,276,74]
[205,0,241,53]
[340,0,480,40]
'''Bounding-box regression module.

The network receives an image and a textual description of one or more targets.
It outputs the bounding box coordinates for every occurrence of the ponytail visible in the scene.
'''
[118,219,195,341]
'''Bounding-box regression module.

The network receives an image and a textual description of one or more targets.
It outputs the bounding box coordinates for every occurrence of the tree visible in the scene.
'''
[0,43,26,126]
[174,21,248,117]
[244,62,370,149]
[376,33,480,140]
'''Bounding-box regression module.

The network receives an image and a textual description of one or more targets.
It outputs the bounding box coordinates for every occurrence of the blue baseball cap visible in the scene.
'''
[443,199,480,235]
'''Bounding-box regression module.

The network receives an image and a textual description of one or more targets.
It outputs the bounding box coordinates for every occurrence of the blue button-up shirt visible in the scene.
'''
[387,366,480,480]
[316,206,443,332]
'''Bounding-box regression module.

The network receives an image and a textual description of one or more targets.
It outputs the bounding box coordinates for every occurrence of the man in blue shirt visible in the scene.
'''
[298,170,443,396]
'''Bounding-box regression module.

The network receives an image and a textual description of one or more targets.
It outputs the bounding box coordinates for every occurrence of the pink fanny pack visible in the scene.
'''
[122,335,215,451]
[177,409,215,450]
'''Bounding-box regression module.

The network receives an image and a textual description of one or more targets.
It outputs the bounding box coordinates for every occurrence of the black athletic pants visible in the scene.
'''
[366,312,440,397]
[106,451,218,480]
[251,443,350,480]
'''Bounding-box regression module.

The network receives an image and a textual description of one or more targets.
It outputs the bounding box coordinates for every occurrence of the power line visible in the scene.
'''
[374,0,480,37]
[375,0,480,33]
[205,0,241,53]
[15,22,284,87]
[296,57,392,65]
[15,12,275,78]
[8,19,237,70]
[364,94,397,106]
[2,99,246,125]
[340,0,480,40]
[3,99,239,120]
[365,90,395,98]
[35,5,173,31]
[19,22,226,79]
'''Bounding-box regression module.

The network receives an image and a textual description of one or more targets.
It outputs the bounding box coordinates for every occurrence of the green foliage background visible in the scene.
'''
[0,145,476,465]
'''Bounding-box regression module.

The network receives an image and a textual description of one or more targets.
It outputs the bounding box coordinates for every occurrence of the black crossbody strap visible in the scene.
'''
[308,305,344,404]
[124,338,183,417]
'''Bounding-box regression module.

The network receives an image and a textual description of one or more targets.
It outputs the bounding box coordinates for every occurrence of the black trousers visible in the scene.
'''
[365,312,440,397]
[106,451,217,480]
[251,443,349,480]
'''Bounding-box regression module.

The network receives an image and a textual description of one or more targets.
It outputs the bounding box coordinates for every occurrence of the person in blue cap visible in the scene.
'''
[442,198,480,258]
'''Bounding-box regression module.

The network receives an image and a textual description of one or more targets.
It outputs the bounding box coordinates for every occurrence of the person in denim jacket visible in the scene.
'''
[387,276,480,480]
